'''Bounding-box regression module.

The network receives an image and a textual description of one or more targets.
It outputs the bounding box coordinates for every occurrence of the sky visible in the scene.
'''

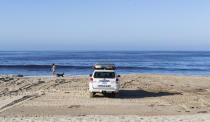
[0,0,210,51]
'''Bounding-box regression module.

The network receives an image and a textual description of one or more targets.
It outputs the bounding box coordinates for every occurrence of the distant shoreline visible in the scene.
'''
[0,73,209,78]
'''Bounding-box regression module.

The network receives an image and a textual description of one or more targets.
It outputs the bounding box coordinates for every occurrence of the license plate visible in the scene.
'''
[99,80,110,82]
[98,85,111,87]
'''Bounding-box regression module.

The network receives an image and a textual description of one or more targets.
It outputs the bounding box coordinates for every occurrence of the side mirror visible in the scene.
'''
[89,74,92,77]
[118,75,120,77]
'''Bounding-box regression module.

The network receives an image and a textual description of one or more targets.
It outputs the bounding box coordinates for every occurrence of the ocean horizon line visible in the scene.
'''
[0,50,210,52]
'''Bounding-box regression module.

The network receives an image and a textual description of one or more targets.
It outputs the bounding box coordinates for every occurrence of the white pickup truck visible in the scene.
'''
[89,63,120,98]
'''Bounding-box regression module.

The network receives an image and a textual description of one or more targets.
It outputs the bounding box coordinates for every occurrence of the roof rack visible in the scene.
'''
[92,63,118,70]
[95,63,115,65]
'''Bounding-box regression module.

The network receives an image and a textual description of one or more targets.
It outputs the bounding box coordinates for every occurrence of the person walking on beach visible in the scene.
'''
[52,64,56,76]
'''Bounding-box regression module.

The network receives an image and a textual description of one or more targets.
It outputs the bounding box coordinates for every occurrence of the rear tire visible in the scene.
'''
[102,92,107,97]
[114,93,119,98]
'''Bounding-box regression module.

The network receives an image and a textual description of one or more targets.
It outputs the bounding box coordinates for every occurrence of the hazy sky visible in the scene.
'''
[0,0,210,51]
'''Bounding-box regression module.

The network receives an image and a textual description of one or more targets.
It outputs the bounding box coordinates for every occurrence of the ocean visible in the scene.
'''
[0,51,210,76]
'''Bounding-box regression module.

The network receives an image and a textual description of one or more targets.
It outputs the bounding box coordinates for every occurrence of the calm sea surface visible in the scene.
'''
[0,51,210,76]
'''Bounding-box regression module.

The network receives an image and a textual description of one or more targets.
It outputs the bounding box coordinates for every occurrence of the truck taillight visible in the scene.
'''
[90,78,93,81]
[116,78,119,82]
[92,66,95,69]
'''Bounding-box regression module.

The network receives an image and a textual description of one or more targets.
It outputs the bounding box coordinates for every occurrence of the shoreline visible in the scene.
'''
[1,72,210,78]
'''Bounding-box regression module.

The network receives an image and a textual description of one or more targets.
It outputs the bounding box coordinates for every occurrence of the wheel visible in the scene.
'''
[102,92,107,97]
[89,92,95,98]
[114,93,119,98]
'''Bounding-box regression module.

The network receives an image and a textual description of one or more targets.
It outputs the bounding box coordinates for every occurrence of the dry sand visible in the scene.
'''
[0,74,210,121]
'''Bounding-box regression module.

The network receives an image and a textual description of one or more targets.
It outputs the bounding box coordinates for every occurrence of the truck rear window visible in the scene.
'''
[94,72,115,78]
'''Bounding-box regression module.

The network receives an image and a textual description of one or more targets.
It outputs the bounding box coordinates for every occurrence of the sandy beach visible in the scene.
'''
[1,74,210,121]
